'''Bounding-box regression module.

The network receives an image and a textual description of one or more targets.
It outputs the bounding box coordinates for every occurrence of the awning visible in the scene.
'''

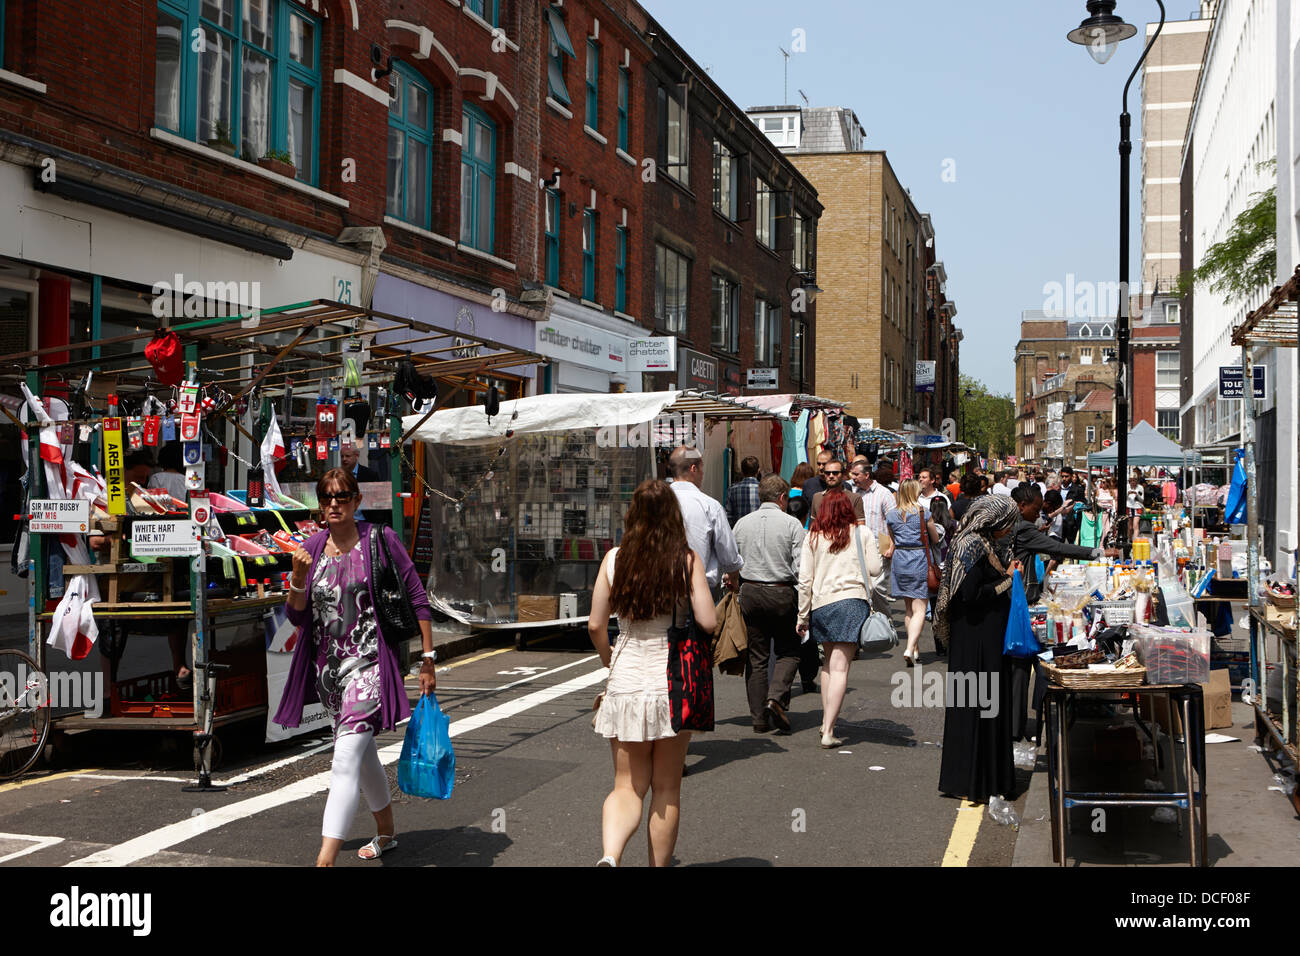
[1087,419,1199,467]
[403,389,843,446]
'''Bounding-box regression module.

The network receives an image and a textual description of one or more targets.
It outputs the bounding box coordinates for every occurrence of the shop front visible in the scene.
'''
[533,300,647,394]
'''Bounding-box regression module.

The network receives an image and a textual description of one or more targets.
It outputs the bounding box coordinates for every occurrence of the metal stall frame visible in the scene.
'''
[2,299,546,783]
[1232,268,1299,810]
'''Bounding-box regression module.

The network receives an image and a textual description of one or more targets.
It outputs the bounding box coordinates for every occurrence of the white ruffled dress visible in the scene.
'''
[593,548,677,742]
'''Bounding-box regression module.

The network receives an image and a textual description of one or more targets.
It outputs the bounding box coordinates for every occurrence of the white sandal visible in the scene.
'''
[358,835,397,860]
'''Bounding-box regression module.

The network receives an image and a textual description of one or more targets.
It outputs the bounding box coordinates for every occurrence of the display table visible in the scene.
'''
[1043,679,1207,866]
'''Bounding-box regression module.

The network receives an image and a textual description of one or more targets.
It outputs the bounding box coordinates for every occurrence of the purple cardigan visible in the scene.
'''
[272,521,433,732]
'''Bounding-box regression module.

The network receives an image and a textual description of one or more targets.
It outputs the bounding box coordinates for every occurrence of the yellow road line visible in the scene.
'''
[403,645,514,683]
[0,768,103,795]
[940,799,983,867]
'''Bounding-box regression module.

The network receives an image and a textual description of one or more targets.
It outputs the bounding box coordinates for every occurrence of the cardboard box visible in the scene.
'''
[1203,668,1233,730]
[517,594,559,622]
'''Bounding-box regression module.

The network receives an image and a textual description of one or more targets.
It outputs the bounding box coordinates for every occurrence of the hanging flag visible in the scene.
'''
[260,406,288,504]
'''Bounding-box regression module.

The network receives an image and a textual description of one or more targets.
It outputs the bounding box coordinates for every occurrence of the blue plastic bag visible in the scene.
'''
[398,695,455,799]
[1224,449,1246,525]
[1003,569,1039,658]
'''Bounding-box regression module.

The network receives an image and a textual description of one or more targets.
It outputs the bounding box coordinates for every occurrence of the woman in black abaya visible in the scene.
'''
[935,496,1020,804]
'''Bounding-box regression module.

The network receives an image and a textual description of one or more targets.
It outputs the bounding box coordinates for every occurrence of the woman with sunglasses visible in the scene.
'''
[273,468,437,866]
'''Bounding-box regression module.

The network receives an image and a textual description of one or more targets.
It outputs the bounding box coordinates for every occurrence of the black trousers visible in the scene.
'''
[1009,656,1035,742]
[740,583,800,723]
[798,637,820,687]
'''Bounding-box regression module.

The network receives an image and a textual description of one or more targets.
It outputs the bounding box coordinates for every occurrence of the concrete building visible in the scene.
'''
[746,104,960,434]
[1272,0,1300,574]
[1139,9,1213,299]
[1181,0,1295,569]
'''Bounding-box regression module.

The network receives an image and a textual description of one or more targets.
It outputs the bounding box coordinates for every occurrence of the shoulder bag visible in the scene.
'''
[854,527,897,652]
[369,525,420,648]
[921,512,941,592]
[667,598,715,732]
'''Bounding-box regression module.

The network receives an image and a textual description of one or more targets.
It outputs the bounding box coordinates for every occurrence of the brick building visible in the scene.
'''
[747,104,959,433]
[1014,313,1117,464]
[636,34,822,397]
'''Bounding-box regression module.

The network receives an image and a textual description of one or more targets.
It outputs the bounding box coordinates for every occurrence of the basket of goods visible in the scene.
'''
[1043,649,1146,688]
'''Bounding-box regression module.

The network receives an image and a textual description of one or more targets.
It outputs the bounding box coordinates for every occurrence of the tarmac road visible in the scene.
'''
[0,623,1029,867]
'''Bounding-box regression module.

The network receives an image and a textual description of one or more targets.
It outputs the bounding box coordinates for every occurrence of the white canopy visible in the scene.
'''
[403,391,678,445]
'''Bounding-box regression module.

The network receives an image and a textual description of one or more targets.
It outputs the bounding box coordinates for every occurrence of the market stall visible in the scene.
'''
[1,299,544,784]
[1231,272,1299,809]
[400,389,842,632]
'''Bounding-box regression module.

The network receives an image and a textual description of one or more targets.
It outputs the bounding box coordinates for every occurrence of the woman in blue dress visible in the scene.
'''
[883,479,944,666]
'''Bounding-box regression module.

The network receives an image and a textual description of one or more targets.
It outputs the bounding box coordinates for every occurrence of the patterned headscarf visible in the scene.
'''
[934,496,1020,646]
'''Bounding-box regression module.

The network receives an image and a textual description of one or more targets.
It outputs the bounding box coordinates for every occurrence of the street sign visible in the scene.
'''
[28,499,90,534]
[746,367,779,389]
[1102,438,1113,447]
[130,520,201,558]
[1218,365,1267,400]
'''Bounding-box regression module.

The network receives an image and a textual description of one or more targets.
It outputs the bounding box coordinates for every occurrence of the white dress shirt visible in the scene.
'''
[671,479,743,588]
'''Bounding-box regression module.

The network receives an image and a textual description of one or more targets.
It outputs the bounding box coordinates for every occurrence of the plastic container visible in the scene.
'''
[1130,624,1211,684]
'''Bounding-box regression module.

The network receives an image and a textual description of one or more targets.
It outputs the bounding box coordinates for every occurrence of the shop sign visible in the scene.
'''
[535,314,627,373]
[915,360,936,393]
[130,520,201,558]
[746,367,779,390]
[627,337,676,372]
[1217,366,1266,400]
[103,418,126,516]
[678,347,717,390]
[28,499,90,534]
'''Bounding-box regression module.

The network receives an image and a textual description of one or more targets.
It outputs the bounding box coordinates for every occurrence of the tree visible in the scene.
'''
[1175,160,1276,303]
[959,375,1015,460]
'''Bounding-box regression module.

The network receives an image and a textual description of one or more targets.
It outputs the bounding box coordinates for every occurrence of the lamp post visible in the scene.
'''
[1066,0,1164,559]
[785,270,822,393]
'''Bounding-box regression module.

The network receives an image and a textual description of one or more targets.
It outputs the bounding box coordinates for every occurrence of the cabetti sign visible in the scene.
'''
[678,347,717,390]
[535,315,628,373]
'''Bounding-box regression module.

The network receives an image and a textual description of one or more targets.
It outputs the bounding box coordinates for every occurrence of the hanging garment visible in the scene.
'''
[1077,512,1101,549]
[1162,480,1177,506]
[810,412,827,461]
[781,418,800,482]
[794,409,810,468]
[1225,450,1247,524]
[899,448,914,480]
[770,419,783,476]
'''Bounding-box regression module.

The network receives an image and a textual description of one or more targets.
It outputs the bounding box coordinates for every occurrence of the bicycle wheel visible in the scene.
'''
[0,648,51,780]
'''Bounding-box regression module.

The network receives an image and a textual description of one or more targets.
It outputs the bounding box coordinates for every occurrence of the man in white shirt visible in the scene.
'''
[991,470,1013,497]
[668,445,742,593]
[849,461,896,616]
[916,467,950,512]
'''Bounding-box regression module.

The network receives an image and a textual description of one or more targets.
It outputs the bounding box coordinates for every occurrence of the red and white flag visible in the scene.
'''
[260,407,288,504]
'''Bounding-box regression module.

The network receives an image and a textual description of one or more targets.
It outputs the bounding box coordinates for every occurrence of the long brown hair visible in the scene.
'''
[809,490,855,553]
[610,479,691,619]
[790,461,816,488]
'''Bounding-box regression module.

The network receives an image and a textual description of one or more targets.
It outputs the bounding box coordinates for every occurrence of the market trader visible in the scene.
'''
[668,445,742,594]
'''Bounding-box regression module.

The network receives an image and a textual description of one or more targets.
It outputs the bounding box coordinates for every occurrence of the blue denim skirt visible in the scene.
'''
[810,597,869,645]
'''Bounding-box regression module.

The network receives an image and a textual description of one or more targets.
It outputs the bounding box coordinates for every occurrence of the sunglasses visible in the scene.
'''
[824,469,843,477]
[320,492,356,504]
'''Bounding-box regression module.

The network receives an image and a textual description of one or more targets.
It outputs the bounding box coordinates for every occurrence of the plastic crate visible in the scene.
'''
[1131,625,1211,685]
[110,671,193,718]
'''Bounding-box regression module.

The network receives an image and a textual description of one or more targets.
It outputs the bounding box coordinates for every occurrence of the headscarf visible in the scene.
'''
[934,496,1020,646]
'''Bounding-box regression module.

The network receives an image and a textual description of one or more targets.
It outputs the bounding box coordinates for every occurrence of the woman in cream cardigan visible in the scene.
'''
[796,490,883,748]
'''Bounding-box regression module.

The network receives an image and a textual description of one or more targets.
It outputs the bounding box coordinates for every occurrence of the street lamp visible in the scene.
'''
[785,270,822,393]
[1066,0,1164,559]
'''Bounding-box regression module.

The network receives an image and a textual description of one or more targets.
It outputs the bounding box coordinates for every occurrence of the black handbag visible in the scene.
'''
[369,525,420,647]
[667,602,714,732]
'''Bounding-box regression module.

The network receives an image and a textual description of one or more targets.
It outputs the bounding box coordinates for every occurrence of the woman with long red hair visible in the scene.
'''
[588,479,716,866]
[796,490,882,748]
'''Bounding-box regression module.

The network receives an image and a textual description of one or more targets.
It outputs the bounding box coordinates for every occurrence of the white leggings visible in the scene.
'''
[322,731,391,840]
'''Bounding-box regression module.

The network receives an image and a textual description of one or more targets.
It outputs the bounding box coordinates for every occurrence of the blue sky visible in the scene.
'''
[644,0,1161,395]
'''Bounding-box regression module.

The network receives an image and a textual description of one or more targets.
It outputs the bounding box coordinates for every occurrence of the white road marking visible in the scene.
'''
[209,656,600,788]
[65,662,609,867]
[0,832,64,864]
[73,774,190,784]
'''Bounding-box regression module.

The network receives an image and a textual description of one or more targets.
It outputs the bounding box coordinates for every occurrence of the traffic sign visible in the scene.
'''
[1102,438,1113,447]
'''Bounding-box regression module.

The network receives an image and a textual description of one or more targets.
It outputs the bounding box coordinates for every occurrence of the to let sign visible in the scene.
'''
[746,367,779,390]
[29,499,90,534]
[130,520,201,558]
[1218,365,1267,400]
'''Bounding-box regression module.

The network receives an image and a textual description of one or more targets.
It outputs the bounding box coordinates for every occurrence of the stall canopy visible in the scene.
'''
[403,389,844,445]
[1087,420,1199,467]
